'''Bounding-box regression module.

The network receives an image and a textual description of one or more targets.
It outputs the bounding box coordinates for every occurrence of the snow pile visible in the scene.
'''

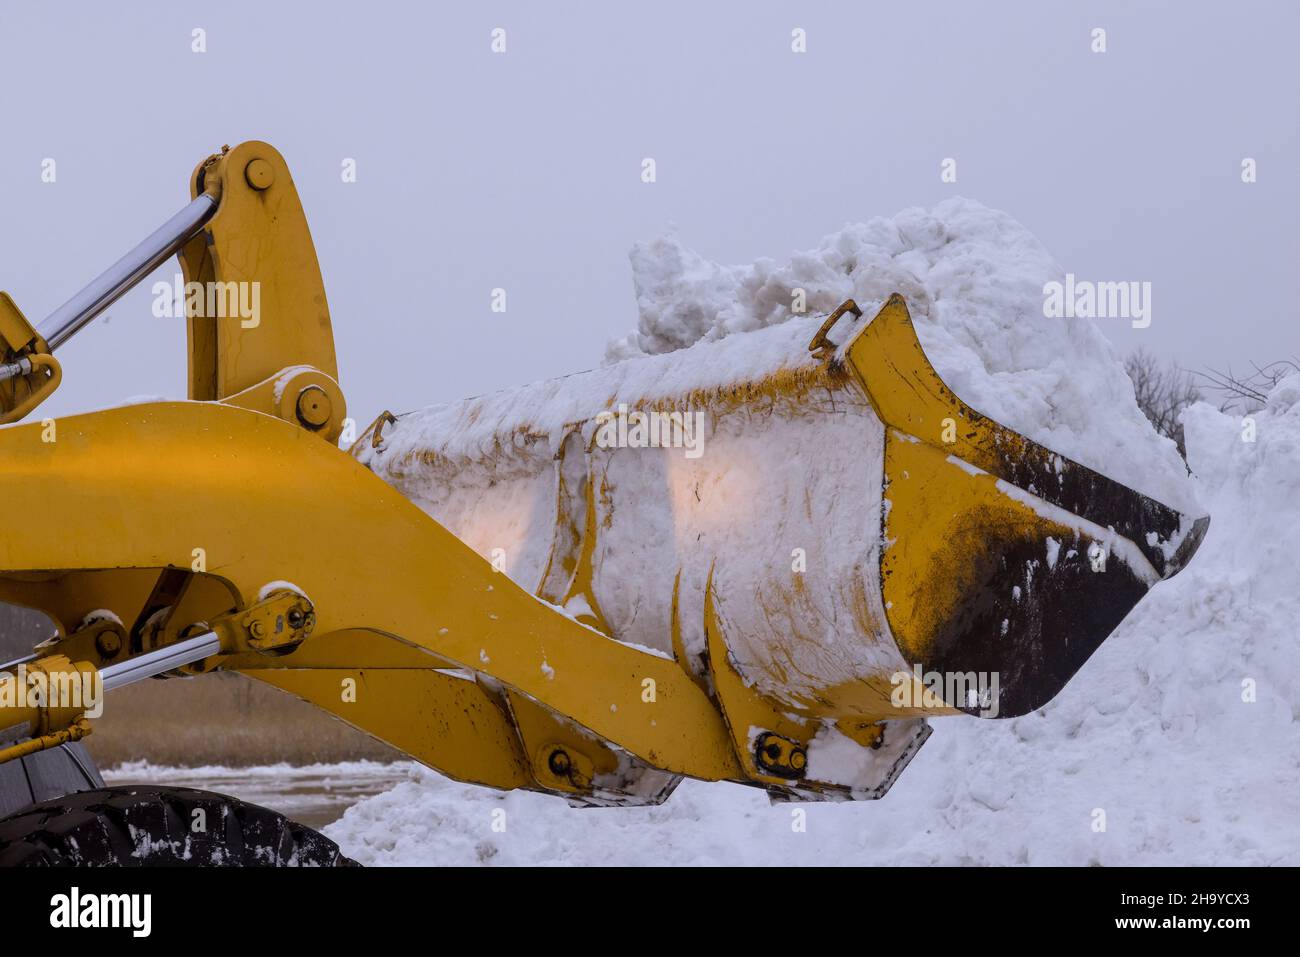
[609,198,1194,512]
[369,198,1192,513]
[328,377,1300,865]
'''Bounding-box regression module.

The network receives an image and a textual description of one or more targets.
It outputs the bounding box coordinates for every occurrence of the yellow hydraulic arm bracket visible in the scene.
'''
[0,292,60,425]
[0,141,344,440]
[178,142,345,441]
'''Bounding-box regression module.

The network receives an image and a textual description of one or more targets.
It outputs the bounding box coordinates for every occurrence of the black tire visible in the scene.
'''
[0,785,358,866]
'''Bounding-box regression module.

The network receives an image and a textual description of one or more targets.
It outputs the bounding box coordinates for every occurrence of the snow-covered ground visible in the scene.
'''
[103,761,418,830]
[149,199,1300,865]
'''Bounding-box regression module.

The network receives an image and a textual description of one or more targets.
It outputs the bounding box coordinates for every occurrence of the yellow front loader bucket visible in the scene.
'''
[358,294,1207,798]
[0,142,1207,810]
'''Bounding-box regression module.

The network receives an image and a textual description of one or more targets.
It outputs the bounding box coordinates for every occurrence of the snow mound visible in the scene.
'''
[375,199,1192,514]
[329,378,1299,865]
[608,197,1194,511]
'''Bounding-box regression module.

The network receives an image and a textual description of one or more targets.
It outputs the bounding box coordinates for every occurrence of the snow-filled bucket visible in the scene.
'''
[356,294,1207,796]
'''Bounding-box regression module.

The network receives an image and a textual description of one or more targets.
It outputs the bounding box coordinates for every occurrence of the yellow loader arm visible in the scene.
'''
[0,142,1208,805]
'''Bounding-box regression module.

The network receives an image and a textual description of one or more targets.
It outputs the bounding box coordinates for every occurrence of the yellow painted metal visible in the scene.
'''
[0,292,60,425]
[255,669,536,791]
[843,293,1055,478]
[703,569,815,787]
[0,401,742,783]
[0,353,61,425]
[504,692,617,795]
[179,141,338,402]
[836,293,1202,717]
[0,718,92,766]
[0,292,40,353]
[878,438,1065,665]
[536,432,615,636]
[0,569,188,655]
[0,654,98,748]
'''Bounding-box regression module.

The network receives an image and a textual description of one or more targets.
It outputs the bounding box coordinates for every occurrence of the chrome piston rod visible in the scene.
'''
[98,630,222,692]
[0,631,220,740]
[0,631,220,690]
[37,192,218,351]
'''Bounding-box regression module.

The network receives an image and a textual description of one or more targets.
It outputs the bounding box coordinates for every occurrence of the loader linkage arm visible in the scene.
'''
[0,293,60,426]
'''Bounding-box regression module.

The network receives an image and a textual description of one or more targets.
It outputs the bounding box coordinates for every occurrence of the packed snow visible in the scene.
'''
[321,199,1297,865]
[608,198,1195,512]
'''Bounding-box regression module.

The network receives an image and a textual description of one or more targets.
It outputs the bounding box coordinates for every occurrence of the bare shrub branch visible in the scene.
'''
[1124,348,1202,458]
[1195,358,1300,414]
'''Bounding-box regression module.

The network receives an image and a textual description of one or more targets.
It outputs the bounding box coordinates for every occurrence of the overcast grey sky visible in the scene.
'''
[1,1,1295,429]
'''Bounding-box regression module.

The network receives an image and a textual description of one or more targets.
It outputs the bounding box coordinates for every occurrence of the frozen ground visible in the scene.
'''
[103,761,418,830]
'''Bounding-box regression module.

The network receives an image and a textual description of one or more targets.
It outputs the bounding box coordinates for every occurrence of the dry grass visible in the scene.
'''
[85,671,402,768]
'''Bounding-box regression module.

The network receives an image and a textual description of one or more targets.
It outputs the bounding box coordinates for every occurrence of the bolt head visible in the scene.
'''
[244,158,275,191]
[296,385,332,429]
[547,749,571,776]
[94,630,122,658]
